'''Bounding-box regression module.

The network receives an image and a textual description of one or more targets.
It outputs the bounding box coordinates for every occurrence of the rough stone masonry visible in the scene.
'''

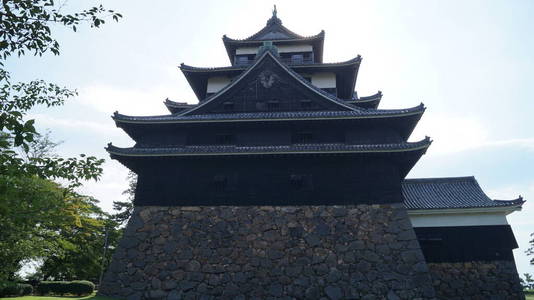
[99,204,437,299]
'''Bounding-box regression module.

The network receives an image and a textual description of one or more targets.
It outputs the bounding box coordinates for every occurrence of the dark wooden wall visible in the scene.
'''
[132,154,403,206]
[414,225,518,262]
[127,120,404,148]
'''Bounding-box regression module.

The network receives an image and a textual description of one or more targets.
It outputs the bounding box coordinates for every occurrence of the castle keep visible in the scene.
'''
[101,9,524,299]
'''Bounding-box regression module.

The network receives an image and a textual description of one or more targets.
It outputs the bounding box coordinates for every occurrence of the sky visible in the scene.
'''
[6,0,534,276]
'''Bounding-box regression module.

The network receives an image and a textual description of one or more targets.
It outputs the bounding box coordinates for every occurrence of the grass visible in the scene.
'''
[0,293,118,300]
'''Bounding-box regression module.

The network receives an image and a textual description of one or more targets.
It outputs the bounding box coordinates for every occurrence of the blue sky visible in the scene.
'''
[6,0,534,276]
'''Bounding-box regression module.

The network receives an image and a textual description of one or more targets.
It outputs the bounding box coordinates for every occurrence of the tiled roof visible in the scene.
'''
[179,56,361,73]
[113,104,425,123]
[107,138,431,157]
[402,176,524,210]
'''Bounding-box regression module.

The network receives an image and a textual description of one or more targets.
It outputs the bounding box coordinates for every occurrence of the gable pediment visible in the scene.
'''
[183,52,356,115]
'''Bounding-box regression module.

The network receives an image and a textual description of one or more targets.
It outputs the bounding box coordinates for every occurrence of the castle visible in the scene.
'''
[101,8,524,299]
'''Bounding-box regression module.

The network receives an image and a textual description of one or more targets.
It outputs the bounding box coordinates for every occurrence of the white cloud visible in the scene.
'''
[77,84,186,116]
[28,113,117,135]
[413,114,534,155]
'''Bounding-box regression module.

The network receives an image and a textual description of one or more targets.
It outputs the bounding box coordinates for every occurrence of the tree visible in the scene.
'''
[521,273,534,290]
[0,133,115,281]
[527,232,534,265]
[33,195,121,282]
[0,0,121,185]
[0,0,121,280]
[112,171,136,225]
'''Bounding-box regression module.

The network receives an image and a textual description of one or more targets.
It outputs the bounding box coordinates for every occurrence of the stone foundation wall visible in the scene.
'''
[100,204,436,299]
[428,261,524,300]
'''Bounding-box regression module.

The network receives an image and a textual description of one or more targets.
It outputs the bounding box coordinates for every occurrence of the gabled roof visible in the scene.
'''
[222,9,325,63]
[402,176,525,211]
[179,50,359,116]
[179,56,361,101]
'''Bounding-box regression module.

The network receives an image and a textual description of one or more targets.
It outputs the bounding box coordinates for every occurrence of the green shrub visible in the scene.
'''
[0,281,33,297]
[36,280,94,296]
[69,280,95,296]
[0,281,19,297]
[20,283,33,295]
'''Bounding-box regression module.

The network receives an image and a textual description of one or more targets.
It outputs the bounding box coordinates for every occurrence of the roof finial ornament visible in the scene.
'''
[267,4,282,25]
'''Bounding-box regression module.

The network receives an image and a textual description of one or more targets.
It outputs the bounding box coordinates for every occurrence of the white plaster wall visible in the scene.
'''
[207,76,231,93]
[409,212,509,227]
[236,44,313,55]
[311,72,336,88]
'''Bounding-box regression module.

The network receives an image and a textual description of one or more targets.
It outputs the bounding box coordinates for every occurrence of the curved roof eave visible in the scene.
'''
[106,138,432,158]
[358,91,383,102]
[347,91,383,109]
[222,31,325,64]
[222,30,325,43]
[179,54,360,73]
[163,99,196,109]
[111,103,425,125]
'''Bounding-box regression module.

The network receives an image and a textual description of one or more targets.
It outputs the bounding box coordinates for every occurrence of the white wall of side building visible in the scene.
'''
[408,211,510,228]
[207,76,231,93]
[236,44,313,55]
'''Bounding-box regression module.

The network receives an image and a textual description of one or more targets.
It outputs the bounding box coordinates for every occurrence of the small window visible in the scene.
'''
[256,101,266,110]
[267,100,279,110]
[236,56,249,65]
[215,134,235,145]
[223,101,234,111]
[291,54,304,64]
[292,132,313,144]
[214,174,238,192]
[290,174,313,191]
[214,175,228,191]
[300,99,312,109]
